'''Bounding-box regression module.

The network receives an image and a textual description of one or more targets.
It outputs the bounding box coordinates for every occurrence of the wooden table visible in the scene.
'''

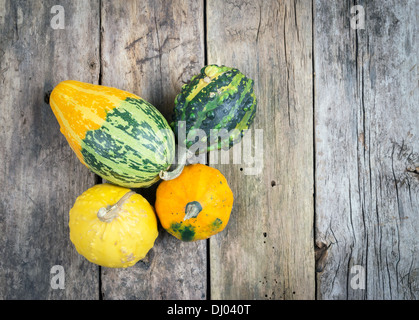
[1,0,418,300]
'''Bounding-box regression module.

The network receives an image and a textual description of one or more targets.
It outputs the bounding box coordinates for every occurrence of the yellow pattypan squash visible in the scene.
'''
[69,183,158,268]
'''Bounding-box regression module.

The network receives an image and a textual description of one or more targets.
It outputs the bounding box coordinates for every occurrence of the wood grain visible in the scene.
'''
[207,0,315,299]
[314,0,419,299]
[99,0,207,300]
[0,0,100,299]
[1,0,416,301]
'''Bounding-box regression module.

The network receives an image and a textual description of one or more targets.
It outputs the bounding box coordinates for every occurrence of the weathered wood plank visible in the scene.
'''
[100,0,207,299]
[207,0,315,299]
[0,0,100,299]
[314,0,419,299]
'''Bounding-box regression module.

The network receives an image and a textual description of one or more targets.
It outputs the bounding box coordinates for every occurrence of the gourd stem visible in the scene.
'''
[97,191,136,223]
[184,201,203,221]
[159,146,194,181]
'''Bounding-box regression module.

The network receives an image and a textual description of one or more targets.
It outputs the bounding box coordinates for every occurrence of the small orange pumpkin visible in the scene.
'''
[155,164,234,241]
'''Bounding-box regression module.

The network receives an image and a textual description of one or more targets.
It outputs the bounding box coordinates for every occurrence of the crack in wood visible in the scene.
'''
[315,241,330,273]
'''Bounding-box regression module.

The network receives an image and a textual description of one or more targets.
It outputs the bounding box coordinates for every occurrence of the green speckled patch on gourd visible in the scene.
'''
[169,218,224,241]
[212,218,223,230]
[170,222,196,241]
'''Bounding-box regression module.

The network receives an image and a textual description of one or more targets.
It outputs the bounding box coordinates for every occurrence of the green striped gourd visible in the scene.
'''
[171,65,257,152]
[49,80,175,188]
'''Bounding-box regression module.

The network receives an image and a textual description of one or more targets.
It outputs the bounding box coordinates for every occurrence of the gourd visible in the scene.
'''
[171,64,257,153]
[69,183,158,268]
[155,164,234,241]
[49,80,175,188]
